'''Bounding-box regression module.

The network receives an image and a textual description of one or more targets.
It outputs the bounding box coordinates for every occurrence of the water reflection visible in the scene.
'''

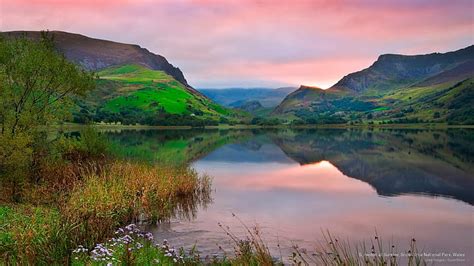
[108,128,474,204]
[106,128,474,262]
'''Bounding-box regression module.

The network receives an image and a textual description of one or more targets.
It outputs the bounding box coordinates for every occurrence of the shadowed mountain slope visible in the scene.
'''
[1,30,189,87]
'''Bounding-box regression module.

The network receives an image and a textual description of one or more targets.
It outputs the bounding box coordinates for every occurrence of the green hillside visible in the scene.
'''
[273,78,473,125]
[74,64,244,126]
[273,45,474,125]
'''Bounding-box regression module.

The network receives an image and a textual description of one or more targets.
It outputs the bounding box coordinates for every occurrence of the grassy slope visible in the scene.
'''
[273,77,473,124]
[97,64,231,117]
[380,78,474,121]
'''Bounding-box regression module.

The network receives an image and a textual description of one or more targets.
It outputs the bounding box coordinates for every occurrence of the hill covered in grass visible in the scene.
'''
[74,64,243,126]
[273,45,474,125]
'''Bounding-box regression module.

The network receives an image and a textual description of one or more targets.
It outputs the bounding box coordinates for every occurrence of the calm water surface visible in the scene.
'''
[106,128,474,264]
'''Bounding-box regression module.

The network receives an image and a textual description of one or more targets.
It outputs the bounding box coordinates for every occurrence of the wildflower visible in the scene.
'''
[145,232,154,240]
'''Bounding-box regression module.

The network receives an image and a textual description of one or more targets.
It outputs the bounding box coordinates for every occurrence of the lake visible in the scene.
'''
[106,128,474,264]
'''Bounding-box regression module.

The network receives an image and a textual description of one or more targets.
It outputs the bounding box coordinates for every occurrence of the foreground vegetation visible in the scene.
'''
[0,127,211,264]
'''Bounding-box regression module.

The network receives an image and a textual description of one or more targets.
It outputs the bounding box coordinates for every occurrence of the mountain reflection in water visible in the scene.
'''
[106,128,474,262]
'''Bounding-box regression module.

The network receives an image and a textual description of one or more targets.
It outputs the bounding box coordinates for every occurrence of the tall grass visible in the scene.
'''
[0,127,213,264]
[63,161,212,248]
[291,230,426,266]
[218,214,275,266]
[0,205,73,264]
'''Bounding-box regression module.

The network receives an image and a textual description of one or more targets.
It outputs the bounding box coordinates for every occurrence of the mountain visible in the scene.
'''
[0,30,189,87]
[331,45,474,93]
[1,30,240,125]
[274,45,474,124]
[199,87,296,108]
[229,100,263,111]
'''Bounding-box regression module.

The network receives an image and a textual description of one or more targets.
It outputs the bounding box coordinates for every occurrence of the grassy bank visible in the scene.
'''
[52,122,474,133]
[0,128,211,264]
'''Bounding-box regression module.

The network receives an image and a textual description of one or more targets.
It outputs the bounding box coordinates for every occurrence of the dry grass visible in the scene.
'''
[62,161,211,248]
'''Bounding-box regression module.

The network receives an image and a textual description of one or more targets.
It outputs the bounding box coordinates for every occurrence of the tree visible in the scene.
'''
[0,32,95,135]
[0,32,95,197]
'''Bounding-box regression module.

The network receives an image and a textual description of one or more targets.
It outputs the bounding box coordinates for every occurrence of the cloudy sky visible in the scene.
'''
[1,0,473,88]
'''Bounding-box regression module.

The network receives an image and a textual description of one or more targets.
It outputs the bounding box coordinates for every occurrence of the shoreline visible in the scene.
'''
[51,122,474,131]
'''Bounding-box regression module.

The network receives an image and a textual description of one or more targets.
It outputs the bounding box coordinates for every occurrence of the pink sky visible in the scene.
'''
[1,0,473,88]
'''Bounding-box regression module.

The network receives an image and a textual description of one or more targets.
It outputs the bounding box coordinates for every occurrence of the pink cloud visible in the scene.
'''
[1,0,472,87]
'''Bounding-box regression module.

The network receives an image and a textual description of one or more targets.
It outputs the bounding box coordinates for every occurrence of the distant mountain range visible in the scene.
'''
[199,87,296,107]
[274,45,474,124]
[198,87,296,116]
[1,31,240,125]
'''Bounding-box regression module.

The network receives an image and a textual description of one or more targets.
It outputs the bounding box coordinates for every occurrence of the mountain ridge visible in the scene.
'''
[0,30,190,87]
[330,45,474,92]
[273,45,474,124]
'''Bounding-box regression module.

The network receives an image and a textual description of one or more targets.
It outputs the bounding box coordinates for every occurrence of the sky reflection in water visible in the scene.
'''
[107,129,474,263]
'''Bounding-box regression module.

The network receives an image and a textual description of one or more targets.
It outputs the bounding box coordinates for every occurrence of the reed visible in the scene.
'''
[291,230,426,266]
[62,161,211,248]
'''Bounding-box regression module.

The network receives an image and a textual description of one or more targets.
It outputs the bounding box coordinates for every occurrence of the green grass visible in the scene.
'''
[96,64,237,121]
[104,86,192,114]
[0,205,72,264]
[99,64,173,83]
[372,106,390,112]
[274,77,473,125]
